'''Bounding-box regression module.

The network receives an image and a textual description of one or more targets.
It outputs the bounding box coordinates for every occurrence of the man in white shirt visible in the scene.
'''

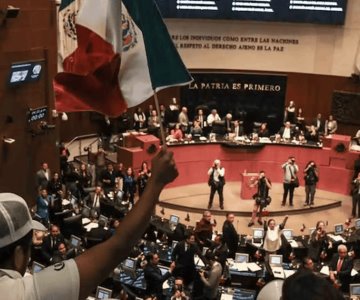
[207,159,225,210]
[206,109,221,128]
[0,148,178,300]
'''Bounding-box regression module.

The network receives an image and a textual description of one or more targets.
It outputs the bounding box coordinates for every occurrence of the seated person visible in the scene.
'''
[190,120,203,138]
[325,115,338,136]
[257,123,270,138]
[305,125,319,144]
[52,242,76,264]
[41,225,65,265]
[167,123,184,142]
[279,122,294,141]
[233,120,244,137]
[224,113,233,134]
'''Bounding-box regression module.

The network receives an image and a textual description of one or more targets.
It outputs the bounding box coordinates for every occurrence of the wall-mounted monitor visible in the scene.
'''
[155,0,348,25]
[8,61,43,86]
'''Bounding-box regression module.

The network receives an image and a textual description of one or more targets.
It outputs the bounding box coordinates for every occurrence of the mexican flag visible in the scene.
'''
[54,0,192,117]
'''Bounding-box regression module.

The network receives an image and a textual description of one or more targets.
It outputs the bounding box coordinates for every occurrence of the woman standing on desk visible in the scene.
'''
[263,216,289,255]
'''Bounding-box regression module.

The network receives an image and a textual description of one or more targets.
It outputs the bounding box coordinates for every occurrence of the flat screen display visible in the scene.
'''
[155,0,348,24]
[350,284,360,296]
[169,215,180,225]
[70,235,81,248]
[124,258,136,270]
[235,253,249,263]
[8,61,42,85]
[270,255,282,265]
[334,224,344,235]
[96,287,112,299]
[253,228,264,239]
[282,229,293,240]
[355,219,360,230]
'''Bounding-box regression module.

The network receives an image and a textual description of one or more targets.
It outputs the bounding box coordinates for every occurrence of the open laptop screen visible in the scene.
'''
[350,284,360,297]
[32,261,45,274]
[355,219,360,230]
[282,229,293,240]
[253,228,264,239]
[96,286,112,299]
[235,253,249,263]
[70,235,81,248]
[169,215,179,226]
[123,258,136,270]
[269,254,283,266]
[334,224,344,235]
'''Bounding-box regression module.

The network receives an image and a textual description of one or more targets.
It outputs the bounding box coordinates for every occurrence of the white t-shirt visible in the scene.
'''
[0,259,79,300]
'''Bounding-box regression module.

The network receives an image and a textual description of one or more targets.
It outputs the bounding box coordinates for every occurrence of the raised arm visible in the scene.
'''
[280,216,289,230]
[75,149,178,299]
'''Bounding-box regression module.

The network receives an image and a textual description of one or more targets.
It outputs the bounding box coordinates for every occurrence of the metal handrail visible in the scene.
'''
[65,133,99,158]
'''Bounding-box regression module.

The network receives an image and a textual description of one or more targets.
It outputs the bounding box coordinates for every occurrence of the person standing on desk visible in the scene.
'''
[262,216,289,255]
[207,159,225,210]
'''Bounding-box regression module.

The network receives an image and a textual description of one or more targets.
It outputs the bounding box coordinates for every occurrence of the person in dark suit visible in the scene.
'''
[41,224,65,265]
[83,186,106,216]
[222,213,239,259]
[171,232,204,287]
[144,253,175,300]
[36,162,51,190]
[100,163,116,194]
[312,113,324,134]
[209,234,228,271]
[86,219,111,243]
[52,242,76,264]
[329,244,353,293]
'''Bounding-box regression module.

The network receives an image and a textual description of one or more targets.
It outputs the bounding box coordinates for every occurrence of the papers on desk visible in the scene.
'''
[271,266,285,279]
[62,199,70,205]
[289,240,299,248]
[162,280,170,289]
[228,261,262,272]
[284,270,296,278]
[194,255,205,267]
[84,222,98,232]
[327,234,346,243]
[352,269,358,277]
[320,265,330,276]
[82,217,91,225]
[220,293,233,300]
[247,262,262,272]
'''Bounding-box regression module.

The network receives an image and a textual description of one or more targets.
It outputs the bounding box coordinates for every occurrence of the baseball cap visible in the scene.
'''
[0,193,47,248]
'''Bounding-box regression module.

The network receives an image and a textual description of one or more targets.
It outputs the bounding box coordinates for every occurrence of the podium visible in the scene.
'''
[117,134,160,169]
[240,172,258,200]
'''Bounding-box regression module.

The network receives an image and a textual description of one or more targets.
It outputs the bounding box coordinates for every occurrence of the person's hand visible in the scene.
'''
[169,261,176,272]
[150,148,178,187]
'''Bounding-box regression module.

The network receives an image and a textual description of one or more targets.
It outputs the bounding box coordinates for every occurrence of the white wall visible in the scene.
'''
[164,0,360,77]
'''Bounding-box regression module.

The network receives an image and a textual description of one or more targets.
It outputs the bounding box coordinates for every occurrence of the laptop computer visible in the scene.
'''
[32,261,45,274]
[95,286,112,299]
[235,253,249,263]
[252,228,264,244]
[350,284,360,298]
[355,219,360,230]
[282,229,293,241]
[99,214,109,227]
[169,214,179,231]
[269,254,284,279]
[334,223,344,235]
[122,258,137,279]
[309,227,316,236]
[70,234,82,249]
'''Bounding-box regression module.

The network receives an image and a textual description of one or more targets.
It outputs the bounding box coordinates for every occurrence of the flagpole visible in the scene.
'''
[153,90,167,147]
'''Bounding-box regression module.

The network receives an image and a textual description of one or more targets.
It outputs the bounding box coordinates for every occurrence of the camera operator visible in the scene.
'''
[281,156,299,207]
[248,171,272,227]
[303,161,319,207]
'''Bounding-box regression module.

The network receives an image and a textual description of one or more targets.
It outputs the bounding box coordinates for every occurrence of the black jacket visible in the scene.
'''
[144,264,172,299]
